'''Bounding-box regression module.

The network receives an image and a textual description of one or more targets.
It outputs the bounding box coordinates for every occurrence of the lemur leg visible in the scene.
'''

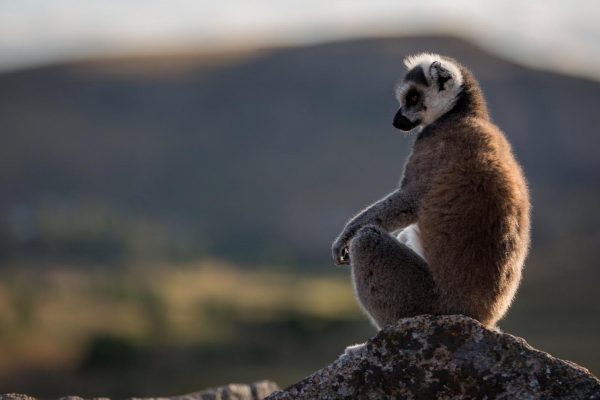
[350,225,437,329]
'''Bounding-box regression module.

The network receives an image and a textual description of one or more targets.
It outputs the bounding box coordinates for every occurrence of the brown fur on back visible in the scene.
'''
[416,115,530,325]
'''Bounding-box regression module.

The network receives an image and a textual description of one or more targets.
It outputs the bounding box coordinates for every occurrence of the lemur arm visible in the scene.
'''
[332,188,418,265]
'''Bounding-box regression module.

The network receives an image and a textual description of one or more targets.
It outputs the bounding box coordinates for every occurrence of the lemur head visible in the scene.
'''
[393,53,464,132]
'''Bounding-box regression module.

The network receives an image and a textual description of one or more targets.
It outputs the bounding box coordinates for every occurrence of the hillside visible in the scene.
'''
[0,34,599,397]
[1,35,599,266]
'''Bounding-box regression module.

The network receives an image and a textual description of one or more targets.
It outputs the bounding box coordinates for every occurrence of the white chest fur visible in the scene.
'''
[396,223,426,261]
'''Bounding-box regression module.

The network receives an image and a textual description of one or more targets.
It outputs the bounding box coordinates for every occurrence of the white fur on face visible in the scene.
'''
[403,53,463,88]
[396,53,464,128]
[394,83,422,125]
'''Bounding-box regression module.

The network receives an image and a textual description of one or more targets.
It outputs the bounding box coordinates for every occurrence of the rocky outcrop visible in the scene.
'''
[0,380,279,400]
[267,315,600,399]
[4,315,599,399]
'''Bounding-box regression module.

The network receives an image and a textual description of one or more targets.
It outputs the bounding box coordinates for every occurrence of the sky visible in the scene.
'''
[0,0,599,80]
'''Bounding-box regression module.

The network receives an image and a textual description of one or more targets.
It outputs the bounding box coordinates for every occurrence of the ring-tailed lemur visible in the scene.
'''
[333,53,530,331]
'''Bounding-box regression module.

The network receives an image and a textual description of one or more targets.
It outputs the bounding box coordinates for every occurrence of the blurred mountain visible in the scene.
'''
[0,35,599,267]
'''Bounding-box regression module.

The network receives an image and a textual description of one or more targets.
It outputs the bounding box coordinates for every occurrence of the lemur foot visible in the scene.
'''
[343,342,367,357]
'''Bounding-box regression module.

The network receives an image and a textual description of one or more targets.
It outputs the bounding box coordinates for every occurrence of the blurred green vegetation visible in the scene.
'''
[0,261,373,397]
[0,202,206,265]
[0,256,597,398]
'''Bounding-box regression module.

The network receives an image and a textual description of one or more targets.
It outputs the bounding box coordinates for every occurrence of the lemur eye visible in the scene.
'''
[406,90,420,106]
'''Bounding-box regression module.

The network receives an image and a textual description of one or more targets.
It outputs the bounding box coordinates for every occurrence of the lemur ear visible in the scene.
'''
[429,61,454,91]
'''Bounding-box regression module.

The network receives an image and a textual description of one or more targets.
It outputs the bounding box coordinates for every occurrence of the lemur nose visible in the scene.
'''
[393,109,417,131]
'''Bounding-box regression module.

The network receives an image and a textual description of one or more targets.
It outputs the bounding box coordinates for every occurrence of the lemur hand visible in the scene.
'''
[332,231,353,265]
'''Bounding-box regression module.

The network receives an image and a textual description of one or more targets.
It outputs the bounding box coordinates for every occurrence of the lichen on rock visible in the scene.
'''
[266,314,600,399]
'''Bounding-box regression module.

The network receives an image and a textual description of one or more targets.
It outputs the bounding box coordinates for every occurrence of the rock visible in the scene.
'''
[0,380,279,400]
[133,380,279,400]
[267,315,600,400]
[0,396,37,400]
